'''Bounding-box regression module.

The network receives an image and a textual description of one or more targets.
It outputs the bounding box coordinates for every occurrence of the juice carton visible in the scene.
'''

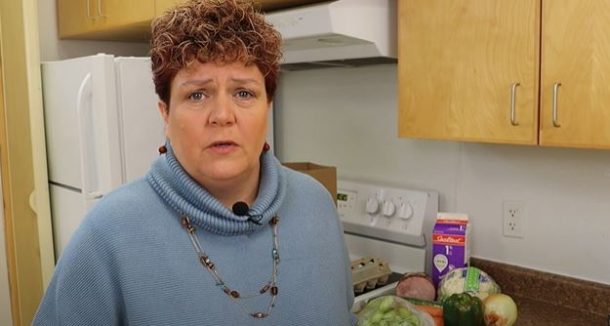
[431,213,471,287]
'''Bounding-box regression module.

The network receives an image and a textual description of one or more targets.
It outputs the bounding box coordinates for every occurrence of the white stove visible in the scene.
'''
[337,179,439,305]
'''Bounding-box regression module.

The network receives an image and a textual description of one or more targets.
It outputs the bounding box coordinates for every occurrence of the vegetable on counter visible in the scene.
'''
[438,267,500,302]
[483,293,518,326]
[357,295,435,326]
[405,298,444,326]
[396,272,436,301]
[442,293,485,326]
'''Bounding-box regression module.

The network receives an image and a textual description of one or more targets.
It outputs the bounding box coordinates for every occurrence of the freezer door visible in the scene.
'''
[115,57,164,182]
[49,184,98,258]
[42,54,123,197]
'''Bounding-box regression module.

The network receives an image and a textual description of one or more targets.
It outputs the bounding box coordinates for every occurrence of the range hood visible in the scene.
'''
[266,0,397,69]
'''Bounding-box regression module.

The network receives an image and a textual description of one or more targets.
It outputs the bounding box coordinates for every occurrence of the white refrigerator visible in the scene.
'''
[42,54,275,258]
[42,54,164,257]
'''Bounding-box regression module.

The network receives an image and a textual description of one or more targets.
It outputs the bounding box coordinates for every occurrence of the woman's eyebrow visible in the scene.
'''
[178,78,213,88]
[230,77,261,85]
[178,78,261,87]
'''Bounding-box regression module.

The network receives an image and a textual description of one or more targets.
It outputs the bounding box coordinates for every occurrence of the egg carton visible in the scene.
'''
[351,256,392,293]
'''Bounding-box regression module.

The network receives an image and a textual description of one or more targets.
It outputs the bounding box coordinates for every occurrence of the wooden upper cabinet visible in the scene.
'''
[255,0,328,11]
[57,0,154,40]
[101,0,154,27]
[58,0,326,41]
[56,0,96,38]
[398,0,540,145]
[155,0,183,16]
[155,0,328,15]
[399,0,610,150]
[540,1,610,149]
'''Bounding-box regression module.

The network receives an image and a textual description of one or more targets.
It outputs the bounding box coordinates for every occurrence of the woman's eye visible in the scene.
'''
[188,91,205,101]
[236,90,254,99]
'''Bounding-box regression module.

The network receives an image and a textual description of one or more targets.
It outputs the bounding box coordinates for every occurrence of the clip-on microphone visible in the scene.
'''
[232,201,262,225]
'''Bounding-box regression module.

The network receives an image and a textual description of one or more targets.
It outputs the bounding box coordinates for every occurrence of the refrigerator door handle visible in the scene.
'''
[76,73,103,202]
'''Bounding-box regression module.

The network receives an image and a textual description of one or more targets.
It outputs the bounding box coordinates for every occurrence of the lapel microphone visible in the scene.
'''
[232,201,262,225]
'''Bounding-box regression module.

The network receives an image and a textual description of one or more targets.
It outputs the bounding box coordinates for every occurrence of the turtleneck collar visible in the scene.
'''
[146,142,286,236]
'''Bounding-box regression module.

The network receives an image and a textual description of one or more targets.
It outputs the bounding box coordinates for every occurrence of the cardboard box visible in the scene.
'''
[283,162,337,202]
[431,212,471,287]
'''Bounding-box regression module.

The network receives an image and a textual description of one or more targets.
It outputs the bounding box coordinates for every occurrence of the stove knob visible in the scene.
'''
[398,202,414,220]
[382,200,395,217]
[365,197,379,214]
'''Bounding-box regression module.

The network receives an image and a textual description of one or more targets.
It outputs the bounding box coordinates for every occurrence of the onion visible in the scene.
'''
[483,293,518,326]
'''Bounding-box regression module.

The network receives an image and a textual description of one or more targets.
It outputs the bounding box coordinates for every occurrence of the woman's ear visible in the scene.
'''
[158,100,170,141]
[158,100,169,123]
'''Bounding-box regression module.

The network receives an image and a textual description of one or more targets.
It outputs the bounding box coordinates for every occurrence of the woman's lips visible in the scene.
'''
[208,141,238,154]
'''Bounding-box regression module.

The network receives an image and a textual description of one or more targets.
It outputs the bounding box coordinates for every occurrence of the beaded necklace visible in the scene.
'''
[180,215,280,319]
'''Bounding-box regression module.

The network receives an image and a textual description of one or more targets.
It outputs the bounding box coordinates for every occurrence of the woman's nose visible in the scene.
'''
[208,94,236,126]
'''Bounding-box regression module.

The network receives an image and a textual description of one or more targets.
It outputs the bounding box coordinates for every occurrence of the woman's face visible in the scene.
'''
[159,61,270,189]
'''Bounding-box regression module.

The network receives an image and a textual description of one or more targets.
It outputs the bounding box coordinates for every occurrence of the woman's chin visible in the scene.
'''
[202,164,251,183]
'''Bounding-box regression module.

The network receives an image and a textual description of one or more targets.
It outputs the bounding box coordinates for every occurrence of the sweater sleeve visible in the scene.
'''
[33,220,124,325]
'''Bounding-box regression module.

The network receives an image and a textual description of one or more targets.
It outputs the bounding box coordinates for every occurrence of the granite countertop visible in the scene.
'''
[471,258,609,326]
[511,294,606,325]
[354,258,609,325]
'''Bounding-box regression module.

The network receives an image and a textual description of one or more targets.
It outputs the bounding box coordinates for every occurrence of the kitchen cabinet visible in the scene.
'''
[57,0,154,41]
[56,0,94,39]
[539,1,610,148]
[155,0,328,15]
[398,0,610,149]
[398,1,539,145]
[257,0,328,11]
[58,0,326,41]
[155,0,182,16]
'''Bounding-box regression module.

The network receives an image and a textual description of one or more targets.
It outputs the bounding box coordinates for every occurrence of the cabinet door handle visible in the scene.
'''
[86,0,93,19]
[97,0,106,18]
[552,82,562,127]
[510,82,520,126]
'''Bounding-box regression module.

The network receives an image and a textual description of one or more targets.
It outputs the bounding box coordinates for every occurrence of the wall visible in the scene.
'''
[37,0,148,61]
[275,64,610,285]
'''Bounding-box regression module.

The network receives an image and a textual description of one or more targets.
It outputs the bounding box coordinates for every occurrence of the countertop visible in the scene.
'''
[354,258,609,325]
[471,258,609,326]
[511,294,606,325]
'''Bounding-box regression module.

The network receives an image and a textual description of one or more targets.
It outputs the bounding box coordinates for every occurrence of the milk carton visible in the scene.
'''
[431,213,471,287]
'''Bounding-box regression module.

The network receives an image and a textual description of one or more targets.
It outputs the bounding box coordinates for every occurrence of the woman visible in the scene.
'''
[34,0,356,325]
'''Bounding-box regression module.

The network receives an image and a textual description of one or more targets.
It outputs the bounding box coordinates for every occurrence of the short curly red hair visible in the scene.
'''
[150,0,282,105]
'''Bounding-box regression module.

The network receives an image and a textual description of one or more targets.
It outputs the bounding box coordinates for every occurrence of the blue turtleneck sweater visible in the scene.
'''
[34,145,356,325]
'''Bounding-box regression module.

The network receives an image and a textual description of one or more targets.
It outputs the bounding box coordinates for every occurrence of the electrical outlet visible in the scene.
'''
[503,201,525,238]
